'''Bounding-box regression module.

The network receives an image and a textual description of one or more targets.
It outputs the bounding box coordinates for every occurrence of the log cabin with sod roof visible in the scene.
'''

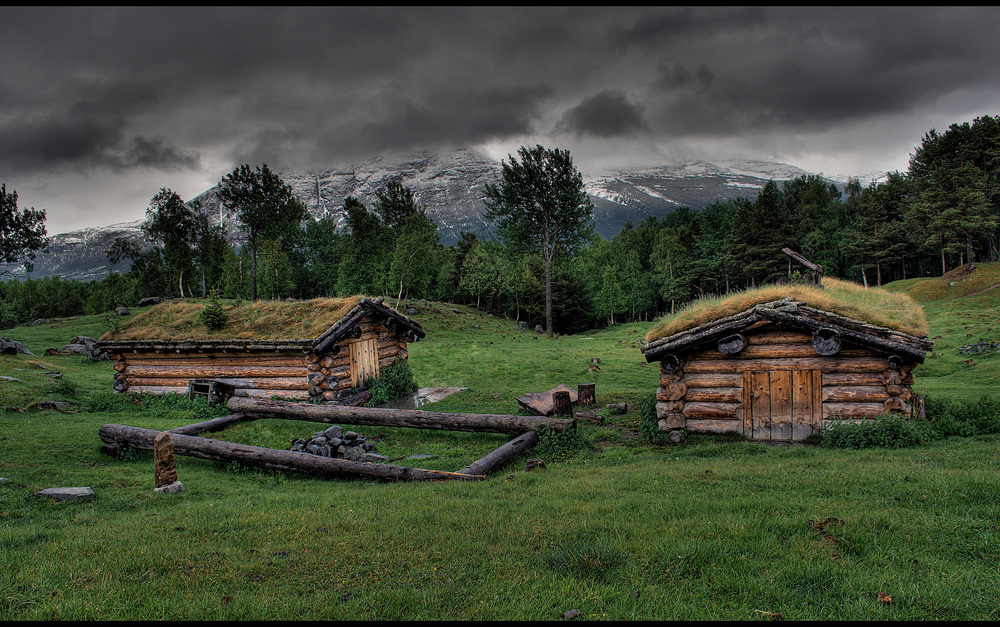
[641,278,933,442]
[96,296,424,402]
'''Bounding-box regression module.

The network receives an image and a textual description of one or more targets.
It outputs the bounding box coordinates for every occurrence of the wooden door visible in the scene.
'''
[745,370,821,441]
[349,338,379,387]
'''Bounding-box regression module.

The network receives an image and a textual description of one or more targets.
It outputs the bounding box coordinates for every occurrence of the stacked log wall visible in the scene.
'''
[112,350,311,400]
[110,317,410,402]
[304,319,408,402]
[655,326,918,440]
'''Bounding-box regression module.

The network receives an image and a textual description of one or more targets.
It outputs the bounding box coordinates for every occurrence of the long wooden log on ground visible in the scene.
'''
[167,413,255,436]
[98,423,484,482]
[456,431,539,476]
[226,397,575,434]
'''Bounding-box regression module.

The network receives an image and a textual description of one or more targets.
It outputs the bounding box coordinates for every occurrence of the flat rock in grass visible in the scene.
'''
[37,487,95,502]
[407,453,435,460]
[153,481,185,495]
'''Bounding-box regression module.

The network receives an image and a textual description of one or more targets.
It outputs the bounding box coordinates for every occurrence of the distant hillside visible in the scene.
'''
[882,262,1000,302]
[3,148,871,282]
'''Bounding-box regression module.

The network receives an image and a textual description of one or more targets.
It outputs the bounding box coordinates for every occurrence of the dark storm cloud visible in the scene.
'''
[610,6,766,48]
[0,85,199,174]
[2,6,1000,233]
[555,91,649,138]
[628,7,1000,138]
[349,84,558,154]
[657,63,714,94]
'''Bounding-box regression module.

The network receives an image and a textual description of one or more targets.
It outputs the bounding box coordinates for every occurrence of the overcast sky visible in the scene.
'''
[3,6,1000,235]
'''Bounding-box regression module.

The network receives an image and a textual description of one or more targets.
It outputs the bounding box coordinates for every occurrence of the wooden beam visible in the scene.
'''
[98,423,483,482]
[781,247,822,274]
[167,413,255,436]
[226,397,576,434]
[456,431,539,476]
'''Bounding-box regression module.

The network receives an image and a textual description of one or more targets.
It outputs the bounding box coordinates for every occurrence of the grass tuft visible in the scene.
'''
[646,277,928,342]
[100,296,363,341]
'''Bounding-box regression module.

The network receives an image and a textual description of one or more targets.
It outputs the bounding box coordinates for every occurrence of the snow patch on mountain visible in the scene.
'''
[5,149,870,282]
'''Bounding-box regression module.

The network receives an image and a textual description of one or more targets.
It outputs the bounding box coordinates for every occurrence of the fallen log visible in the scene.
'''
[167,413,255,436]
[456,431,539,476]
[98,423,483,482]
[226,397,575,434]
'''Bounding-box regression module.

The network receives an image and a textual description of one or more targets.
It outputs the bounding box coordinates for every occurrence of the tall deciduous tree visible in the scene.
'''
[375,180,421,236]
[0,184,47,275]
[217,164,307,300]
[142,188,199,297]
[389,209,439,306]
[483,145,594,337]
[335,196,393,297]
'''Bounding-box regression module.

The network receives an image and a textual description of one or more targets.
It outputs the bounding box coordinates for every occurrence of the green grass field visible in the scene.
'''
[2,277,999,620]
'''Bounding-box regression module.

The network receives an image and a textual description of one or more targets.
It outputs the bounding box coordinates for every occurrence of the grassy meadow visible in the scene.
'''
[2,272,1000,620]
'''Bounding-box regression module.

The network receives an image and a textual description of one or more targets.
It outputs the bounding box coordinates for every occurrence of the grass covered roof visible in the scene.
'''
[100,296,364,343]
[645,277,929,343]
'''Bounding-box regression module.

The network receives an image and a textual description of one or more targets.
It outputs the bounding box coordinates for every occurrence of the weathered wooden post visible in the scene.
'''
[577,382,595,406]
[153,431,184,494]
[781,247,823,286]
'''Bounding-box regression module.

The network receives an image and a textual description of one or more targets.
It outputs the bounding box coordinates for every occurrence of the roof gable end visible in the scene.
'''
[641,298,933,364]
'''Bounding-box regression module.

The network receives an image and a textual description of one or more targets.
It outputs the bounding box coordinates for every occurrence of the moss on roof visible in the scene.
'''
[645,277,928,343]
[100,296,364,342]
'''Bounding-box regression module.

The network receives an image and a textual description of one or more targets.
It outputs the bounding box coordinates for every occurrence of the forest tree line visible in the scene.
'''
[2,115,998,334]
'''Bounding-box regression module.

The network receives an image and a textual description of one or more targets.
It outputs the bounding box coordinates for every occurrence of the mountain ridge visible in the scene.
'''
[3,148,882,282]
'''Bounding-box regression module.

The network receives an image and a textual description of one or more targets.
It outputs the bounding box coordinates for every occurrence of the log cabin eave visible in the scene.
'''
[309,297,424,354]
[642,301,932,365]
[97,339,314,354]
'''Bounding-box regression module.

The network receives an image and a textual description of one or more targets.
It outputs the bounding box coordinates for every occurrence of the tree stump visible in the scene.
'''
[577,382,595,406]
[552,390,573,417]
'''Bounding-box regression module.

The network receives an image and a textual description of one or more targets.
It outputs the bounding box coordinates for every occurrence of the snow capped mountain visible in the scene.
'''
[188,147,502,246]
[1,219,146,282]
[3,149,855,282]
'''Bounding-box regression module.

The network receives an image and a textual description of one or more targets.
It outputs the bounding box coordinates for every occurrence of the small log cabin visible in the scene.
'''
[641,283,933,442]
[97,296,424,402]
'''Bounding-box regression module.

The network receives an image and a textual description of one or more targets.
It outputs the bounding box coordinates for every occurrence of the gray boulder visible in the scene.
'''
[0,337,33,355]
[61,336,108,361]
[324,425,343,440]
